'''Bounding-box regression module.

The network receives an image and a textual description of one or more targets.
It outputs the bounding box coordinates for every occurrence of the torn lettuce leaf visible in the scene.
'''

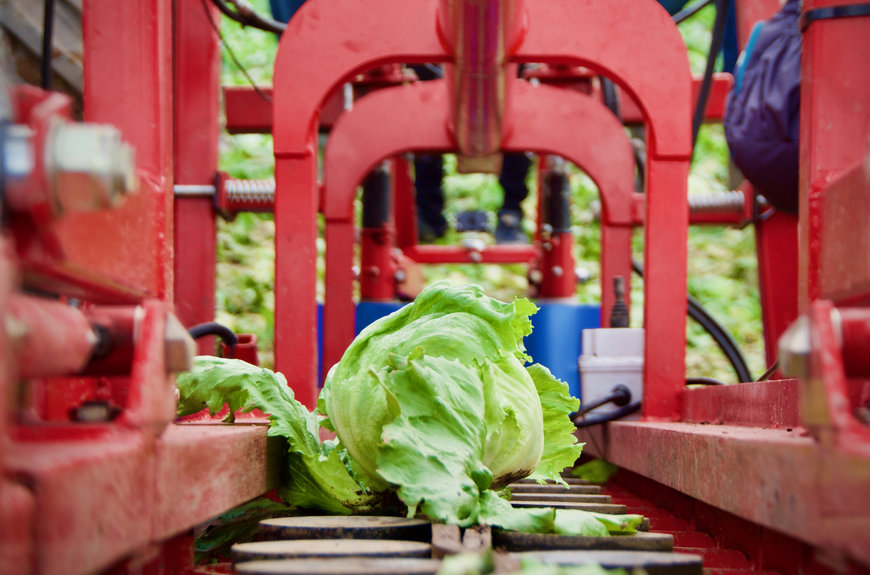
[176,357,380,514]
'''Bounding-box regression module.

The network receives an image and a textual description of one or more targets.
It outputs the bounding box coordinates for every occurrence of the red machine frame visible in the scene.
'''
[1,0,868,573]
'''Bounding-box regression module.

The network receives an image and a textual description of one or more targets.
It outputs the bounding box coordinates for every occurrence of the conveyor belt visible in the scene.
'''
[229,478,710,574]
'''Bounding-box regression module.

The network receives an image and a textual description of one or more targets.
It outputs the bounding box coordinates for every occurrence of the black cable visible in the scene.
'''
[210,0,286,34]
[691,0,729,149]
[201,0,273,103]
[575,384,632,418]
[673,0,715,24]
[756,359,780,382]
[188,322,239,349]
[632,257,753,383]
[574,402,642,428]
[600,77,621,118]
[686,376,728,386]
[42,0,56,90]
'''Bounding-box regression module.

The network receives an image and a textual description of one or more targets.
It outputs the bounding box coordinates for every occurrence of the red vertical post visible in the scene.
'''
[799,0,870,310]
[323,221,356,382]
[393,155,417,250]
[643,159,689,419]
[79,0,174,300]
[755,211,799,370]
[274,157,320,407]
[173,0,220,353]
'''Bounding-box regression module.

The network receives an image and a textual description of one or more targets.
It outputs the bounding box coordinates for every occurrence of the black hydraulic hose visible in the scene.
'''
[574,384,632,418]
[42,0,56,90]
[210,0,286,34]
[600,76,621,118]
[673,0,715,24]
[691,0,729,149]
[632,257,752,382]
[188,322,239,349]
[574,402,642,428]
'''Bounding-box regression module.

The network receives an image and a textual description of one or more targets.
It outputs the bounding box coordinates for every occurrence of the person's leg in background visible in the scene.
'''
[495,152,531,244]
[414,154,449,241]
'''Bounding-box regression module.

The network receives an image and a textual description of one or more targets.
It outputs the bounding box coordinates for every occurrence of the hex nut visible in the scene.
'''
[778,315,810,379]
[47,122,137,214]
[164,312,196,374]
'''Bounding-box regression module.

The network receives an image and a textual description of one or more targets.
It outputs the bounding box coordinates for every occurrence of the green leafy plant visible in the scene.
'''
[177,283,642,536]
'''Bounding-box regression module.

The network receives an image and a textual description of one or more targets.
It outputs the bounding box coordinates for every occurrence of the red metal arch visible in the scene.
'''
[272,0,691,412]
[321,80,652,407]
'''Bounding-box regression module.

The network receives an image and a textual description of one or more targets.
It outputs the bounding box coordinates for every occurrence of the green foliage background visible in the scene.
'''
[212,1,765,381]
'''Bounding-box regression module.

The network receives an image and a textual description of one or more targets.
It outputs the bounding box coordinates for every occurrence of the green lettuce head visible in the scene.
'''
[321,282,582,522]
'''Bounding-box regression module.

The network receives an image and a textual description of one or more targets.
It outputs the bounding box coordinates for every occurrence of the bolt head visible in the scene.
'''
[48,122,138,214]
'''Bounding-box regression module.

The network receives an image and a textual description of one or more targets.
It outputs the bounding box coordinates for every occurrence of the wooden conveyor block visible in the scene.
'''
[510,500,627,514]
[259,516,432,542]
[508,483,603,495]
[231,539,432,562]
[493,530,673,552]
[235,558,442,575]
[509,493,613,504]
[518,550,703,575]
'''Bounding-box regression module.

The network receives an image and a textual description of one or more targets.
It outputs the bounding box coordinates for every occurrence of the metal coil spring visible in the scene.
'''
[224,178,275,205]
[688,189,746,213]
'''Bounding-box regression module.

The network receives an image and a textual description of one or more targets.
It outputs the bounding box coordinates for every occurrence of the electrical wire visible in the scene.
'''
[690,0,729,148]
[756,359,780,381]
[42,0,56,90]
[574,402,642,428]
[200,0,272,103]
[632,257,753,383]
[210,0,286,34]
[188,322,239,356]
[673,0,715,24]
[686,376,728,385]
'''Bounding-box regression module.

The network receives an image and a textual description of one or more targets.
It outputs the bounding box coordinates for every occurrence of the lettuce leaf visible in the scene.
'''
[176,357,380,514]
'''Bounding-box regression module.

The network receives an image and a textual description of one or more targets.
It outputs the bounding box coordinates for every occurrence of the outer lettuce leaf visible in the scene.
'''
[322,282,546,485]
[478,490,643,536]
[176,357,379,514]
[526,364,584,485]
[376,351,491,526]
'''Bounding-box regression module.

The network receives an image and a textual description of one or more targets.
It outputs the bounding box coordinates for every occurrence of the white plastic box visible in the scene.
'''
[578,328,644,419]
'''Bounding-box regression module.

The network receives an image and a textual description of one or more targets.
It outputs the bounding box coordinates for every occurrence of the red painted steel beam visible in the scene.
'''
[819,162,870,306]
[519,0,692,160]
[518,0,692,418]
[6,294,96,379]
[404,244,539,264]
[3,424,276,575]
[152,424,278,540]
[682,378,801,428]
[4,433,155,574]
[756,211,799,370]
[0,480,36,575]
[59,0,174,300]
[799,0,870,310]
[223,73,732,134]
[578,420,870,566]
[272,0,690,413]
[174,0,220,354]
[272,0,445,407]
[617,73,734,125]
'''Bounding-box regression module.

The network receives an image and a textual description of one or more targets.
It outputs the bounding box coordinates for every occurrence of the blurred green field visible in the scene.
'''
[212,1,765,381]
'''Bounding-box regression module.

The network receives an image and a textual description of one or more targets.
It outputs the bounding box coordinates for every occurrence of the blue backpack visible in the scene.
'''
[724,0,802,214]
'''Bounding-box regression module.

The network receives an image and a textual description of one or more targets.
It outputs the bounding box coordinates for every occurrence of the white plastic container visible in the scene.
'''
[578,328,644,419]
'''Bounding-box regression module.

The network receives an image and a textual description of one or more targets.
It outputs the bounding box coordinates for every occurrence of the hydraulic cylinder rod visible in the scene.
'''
[437,0,525,166]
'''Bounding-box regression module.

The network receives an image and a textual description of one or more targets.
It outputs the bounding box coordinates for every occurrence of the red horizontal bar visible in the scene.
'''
[578,420,870,566]
[616,73,734,124]
[682,378,801,428]
[403,244,539,264]
[223,86,273,134]
[222,73,734,135]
